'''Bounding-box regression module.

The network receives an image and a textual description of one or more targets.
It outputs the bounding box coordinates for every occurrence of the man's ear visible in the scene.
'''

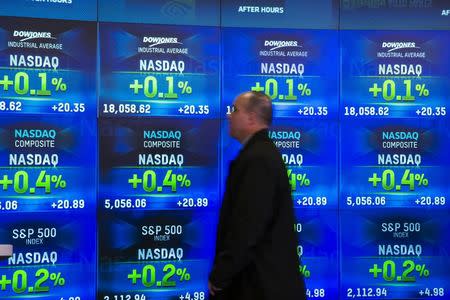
[246,111,257,125]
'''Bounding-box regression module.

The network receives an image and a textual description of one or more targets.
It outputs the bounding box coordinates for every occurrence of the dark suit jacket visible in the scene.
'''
[210,129,306,300]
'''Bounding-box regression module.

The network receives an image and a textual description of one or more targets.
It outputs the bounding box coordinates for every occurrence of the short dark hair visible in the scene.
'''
[243,91,273,126]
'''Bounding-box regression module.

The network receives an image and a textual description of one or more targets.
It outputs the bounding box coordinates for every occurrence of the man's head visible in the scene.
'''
[227,91,273,143]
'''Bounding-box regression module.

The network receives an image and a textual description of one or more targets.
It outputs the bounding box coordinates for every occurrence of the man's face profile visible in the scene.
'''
[227,94,250,141]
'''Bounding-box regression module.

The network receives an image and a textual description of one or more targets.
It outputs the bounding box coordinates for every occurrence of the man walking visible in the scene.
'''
[209,91,306,300]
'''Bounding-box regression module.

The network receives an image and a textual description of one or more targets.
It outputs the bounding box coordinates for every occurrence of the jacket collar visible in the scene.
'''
[240,128,269,153]
[229,129,269,171]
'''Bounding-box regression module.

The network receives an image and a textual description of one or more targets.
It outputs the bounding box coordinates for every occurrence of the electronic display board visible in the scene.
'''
[97,117,218,298]
[221,118,338,209]
[0,116,96,212]
[98,0,219,26]
[98,210,215,299]
[0,0,96,21]
[221,0,339,29]
[0,115,96,298]
[0,212,96,299]
[222,27,339,119]
[99,23,220,119]
[341,209,450,299]
[341,118,450,209]
[0,2,448,300]
[341,30,450,119]
[0,17,97,116]
[340,0,450,30]
[99,118,219,211]
[295,209,339,299]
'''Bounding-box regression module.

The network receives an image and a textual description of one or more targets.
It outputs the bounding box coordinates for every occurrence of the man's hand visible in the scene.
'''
[208,280,222,296]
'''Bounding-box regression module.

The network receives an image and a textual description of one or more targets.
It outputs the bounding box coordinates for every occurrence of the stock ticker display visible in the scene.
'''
[0,0,449,299]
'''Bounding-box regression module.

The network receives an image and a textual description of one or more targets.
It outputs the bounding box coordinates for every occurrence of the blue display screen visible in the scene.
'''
[0,0,96,21]
[99,118,220,211]
[341,30,450,118]
[340,209,450,299]
[222,27,339,119]
[0,2,448,300]
[221,0,338,29]
[341,118,450,209]
[0,17,97,116]
[221,119,338,209]
[340,0,450,30]
[99,23,220,118]
[98,0,219,26]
